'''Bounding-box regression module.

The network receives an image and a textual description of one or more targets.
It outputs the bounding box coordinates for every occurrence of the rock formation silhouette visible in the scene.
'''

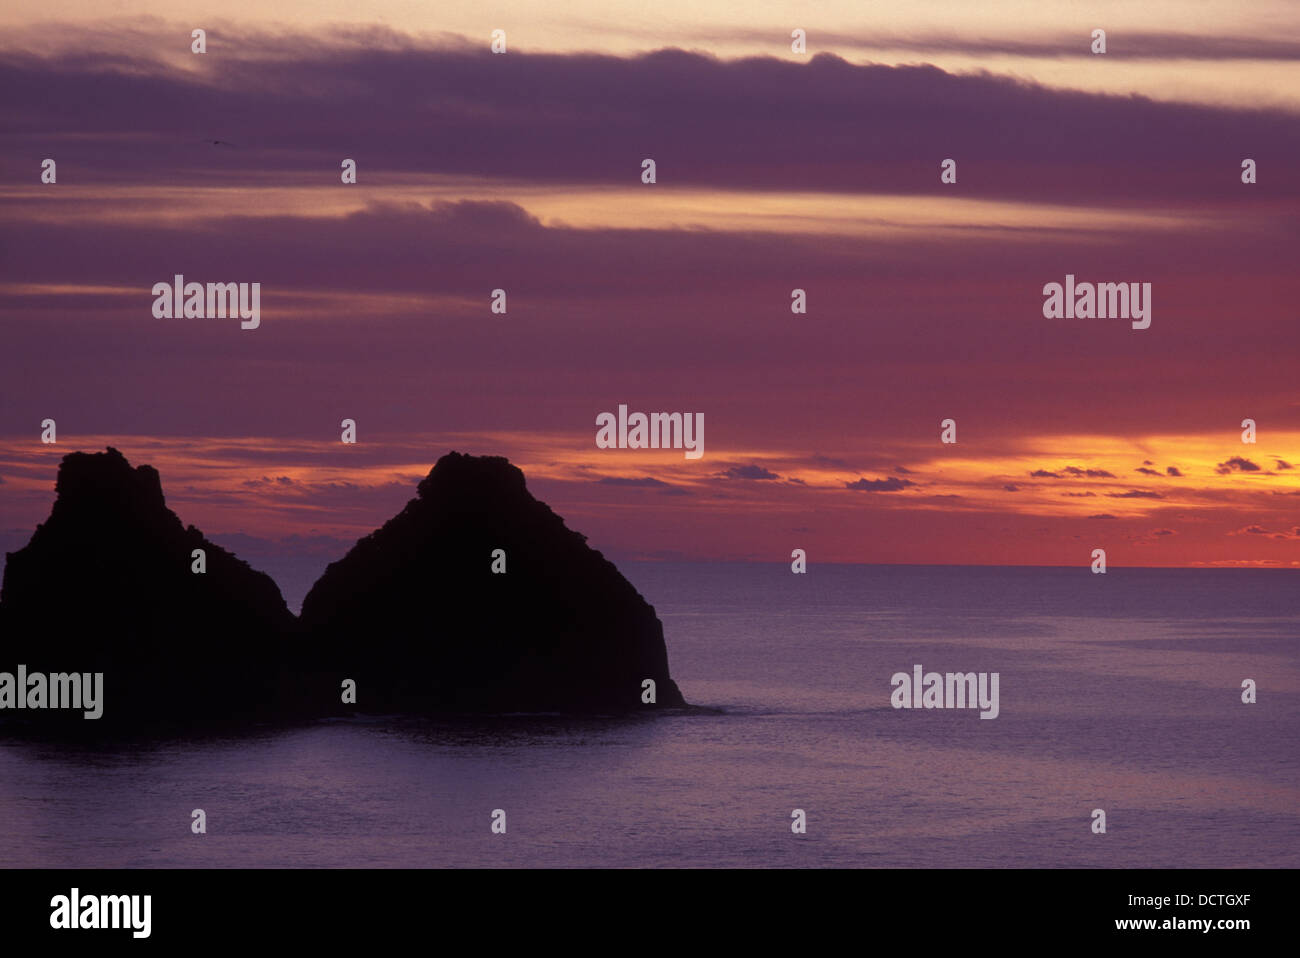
[1,448,686,730]
[301,451,685,713]
[0,447,297,728]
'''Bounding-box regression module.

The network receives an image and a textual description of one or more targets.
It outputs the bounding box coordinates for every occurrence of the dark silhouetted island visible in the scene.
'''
[302,451,686,713]
[0,448,686,732]
[0,447,296,729]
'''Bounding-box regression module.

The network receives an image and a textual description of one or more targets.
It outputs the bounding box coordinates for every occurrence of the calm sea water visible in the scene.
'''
[1,563,1297,868]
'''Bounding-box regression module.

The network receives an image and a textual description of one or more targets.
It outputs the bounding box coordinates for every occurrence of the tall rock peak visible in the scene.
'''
[302,450,685,713]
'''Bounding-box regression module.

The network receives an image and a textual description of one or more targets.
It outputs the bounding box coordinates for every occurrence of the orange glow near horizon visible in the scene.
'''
[1,431,1297,568]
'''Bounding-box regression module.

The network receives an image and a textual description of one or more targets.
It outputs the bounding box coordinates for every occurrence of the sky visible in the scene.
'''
[1,2,1298,571]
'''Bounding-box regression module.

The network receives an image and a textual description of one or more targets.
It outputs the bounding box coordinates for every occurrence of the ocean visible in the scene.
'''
[1,563,1297,867]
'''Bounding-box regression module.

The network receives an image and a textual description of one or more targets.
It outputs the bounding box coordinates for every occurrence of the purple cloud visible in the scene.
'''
[720,465,780,481]
[845,477,915,492]
[1216,457,1262,474]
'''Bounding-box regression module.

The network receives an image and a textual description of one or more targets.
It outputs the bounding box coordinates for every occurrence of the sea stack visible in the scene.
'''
[0,447,297,727]
[300,451,686,713]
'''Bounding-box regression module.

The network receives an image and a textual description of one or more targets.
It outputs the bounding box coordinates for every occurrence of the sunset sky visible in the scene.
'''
[1,2,1298,571]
